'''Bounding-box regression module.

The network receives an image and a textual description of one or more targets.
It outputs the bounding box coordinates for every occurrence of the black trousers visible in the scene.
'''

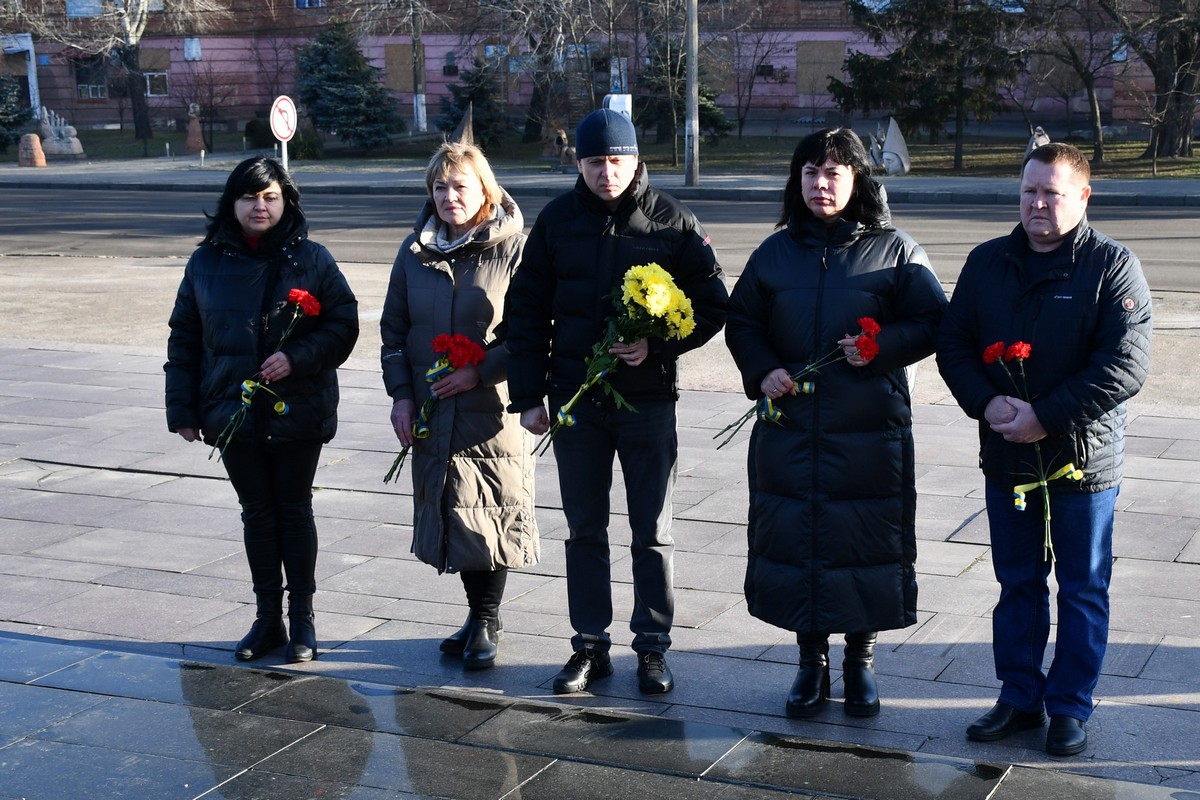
[221,439,323,598]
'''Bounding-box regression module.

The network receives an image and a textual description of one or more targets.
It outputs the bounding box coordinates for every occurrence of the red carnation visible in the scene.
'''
[982,342,1007,365]
[857,316,881,338]
[1005,341,1032,361]
[287,288,321,317]
[855,334,880,363]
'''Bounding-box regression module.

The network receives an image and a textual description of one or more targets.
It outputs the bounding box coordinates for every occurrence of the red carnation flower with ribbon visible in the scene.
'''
[385,333,486,483]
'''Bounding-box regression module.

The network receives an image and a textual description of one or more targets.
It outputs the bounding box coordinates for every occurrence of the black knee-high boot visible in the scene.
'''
[461,569,507,670]
[235,591,287,661]
[786,633,830,718]
[843,631,880,717]
[285,593,317,663]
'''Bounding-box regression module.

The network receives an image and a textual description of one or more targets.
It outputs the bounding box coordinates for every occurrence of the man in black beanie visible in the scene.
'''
[505,108,728,696]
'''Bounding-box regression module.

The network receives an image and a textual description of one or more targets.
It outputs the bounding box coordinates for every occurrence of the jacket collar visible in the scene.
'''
[409,191,524,262]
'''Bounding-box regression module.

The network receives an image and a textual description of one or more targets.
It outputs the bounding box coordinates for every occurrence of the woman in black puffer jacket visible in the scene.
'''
[165,156,358,664]
[726,129,946,719]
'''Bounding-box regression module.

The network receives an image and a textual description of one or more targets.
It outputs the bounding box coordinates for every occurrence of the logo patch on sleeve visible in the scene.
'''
[1122,296,1137,311]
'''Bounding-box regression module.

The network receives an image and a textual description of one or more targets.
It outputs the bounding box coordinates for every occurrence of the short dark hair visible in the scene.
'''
[1024,142,1091,184]
[203,156,303,245]
[779,127,888,228]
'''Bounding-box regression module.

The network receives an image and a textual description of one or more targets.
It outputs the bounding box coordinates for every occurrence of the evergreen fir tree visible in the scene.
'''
[295,23,403,152]
[436,61,509,151]
[0,76,32,154]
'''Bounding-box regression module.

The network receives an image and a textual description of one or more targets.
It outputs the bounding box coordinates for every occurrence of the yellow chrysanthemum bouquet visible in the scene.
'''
[535,263,695,455]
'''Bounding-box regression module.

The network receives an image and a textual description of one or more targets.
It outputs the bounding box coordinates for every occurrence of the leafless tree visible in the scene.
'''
[175,57,240,150]
[706,0,794,138]
[1096,0,1200,158]
[2,0,230,146]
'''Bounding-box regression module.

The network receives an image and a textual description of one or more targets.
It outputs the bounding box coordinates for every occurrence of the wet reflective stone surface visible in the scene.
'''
[4,635,1197,800]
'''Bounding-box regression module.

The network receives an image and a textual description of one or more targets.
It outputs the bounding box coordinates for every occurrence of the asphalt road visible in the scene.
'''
[1,189,1196,407]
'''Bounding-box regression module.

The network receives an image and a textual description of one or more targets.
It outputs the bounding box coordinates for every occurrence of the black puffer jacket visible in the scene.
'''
[726,214,947,635]
[937,219,1152,491]
[165,214,359,446]
[505,163,728,411]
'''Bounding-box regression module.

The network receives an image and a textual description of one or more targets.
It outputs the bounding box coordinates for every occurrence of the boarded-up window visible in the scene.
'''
[794,40,844,95]
[140,48,171,72]
[385,44,415,92]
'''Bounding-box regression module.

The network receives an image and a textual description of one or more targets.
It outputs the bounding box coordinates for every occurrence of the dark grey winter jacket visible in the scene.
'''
[937,219,1152,492]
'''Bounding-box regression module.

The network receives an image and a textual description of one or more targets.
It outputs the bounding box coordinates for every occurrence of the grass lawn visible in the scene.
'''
[4,126,1199,179]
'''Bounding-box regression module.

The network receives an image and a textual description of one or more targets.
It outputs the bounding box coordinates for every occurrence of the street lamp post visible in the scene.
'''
[684,0,699,186]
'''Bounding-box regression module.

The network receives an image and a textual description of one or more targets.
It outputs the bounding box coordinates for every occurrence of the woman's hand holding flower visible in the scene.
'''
[760,368,795,399]
[176,427,200,443]
[259,351,292,383]
[391,399,416,446]
[431,363,480,399]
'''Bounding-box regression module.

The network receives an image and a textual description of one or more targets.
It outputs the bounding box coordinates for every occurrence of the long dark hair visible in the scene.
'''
[778,128,888,229]
[202,156,304,247]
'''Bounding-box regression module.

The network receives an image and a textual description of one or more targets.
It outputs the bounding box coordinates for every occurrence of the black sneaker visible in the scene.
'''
[552,648,613,694]
[636,650,674,694]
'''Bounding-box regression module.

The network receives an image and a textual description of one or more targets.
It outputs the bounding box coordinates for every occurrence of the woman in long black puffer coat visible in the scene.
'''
[726,129,946,719]
[165,156,358,664]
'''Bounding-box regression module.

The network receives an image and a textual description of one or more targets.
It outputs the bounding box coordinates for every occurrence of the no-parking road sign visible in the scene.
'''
[270,95,297,142]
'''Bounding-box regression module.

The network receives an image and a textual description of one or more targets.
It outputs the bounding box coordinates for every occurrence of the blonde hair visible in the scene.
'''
[424,141,503,229]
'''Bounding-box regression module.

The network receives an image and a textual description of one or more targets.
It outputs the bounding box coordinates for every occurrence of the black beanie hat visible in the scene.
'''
[575,109,639,160]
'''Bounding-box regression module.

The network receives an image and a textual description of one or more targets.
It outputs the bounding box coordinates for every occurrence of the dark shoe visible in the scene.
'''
[462,618,500,670]
[285,594,317,663]
[636,651,674,694]
[786,635,830,718]
[966,702,1047,742]
[235,592,286,661]
[235,616,287,661]
[552,649,613,694]
[842,631,880,717]
[440,613,504,655]
[1046,716,1087,756]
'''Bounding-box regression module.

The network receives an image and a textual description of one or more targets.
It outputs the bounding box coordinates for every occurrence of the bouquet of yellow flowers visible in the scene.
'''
[535,263,695,456]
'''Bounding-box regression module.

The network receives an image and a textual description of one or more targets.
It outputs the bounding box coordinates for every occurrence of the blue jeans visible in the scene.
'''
[551,395,677,654]
[985,480,1117,722]
[222,439,323,598]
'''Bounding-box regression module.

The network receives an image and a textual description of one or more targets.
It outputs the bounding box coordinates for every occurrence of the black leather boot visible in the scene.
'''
[786,634,830,718]
[462,617,501,670]
[235,592,287,661]
[843,631,880,717]
[441,612,504,655]
[285,594,317,663]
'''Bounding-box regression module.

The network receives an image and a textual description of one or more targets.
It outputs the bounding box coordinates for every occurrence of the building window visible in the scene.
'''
[145,72,168,97]
[295,0,326,7]
[75,55,107,100]
[184,38,202,62]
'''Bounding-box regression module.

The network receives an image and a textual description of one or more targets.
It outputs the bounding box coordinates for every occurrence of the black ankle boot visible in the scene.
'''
[786,634,830,718]
[441,612,504,655]
[462,617,501,670]
[843,631,880,717]
[235,592,287,661]
[285,594,317,663]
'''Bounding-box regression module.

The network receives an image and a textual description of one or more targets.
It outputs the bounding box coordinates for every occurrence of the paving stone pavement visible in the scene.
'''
[0,336,1197,799]
[1,158,1198,798]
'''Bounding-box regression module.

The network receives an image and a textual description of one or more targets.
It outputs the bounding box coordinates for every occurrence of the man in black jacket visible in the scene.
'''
[937,143,1151,757]
[505,108,728,696]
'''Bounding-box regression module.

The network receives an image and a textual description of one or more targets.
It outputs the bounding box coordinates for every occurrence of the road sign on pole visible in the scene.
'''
[270,95,297,171]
